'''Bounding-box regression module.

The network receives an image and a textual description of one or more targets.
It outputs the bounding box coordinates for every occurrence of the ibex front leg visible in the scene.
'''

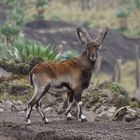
[74,87,87,121]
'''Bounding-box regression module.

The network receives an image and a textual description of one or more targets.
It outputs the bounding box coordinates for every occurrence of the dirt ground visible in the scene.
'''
[0,111,140,140]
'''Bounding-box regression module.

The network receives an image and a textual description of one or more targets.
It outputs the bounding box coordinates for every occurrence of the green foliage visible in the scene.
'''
[1,0,24,44]
[7,38,60,62]
[81,19,91,28]
[0,26,20,40]
[136,30,140,36]
[98,81,128,96]
[34,0,50,20]
[0,1,59,64]
[9,7,24,28]
[131,101,140,108]
[116,9,130,19]
[135,0,140,9]
[62,50,79,59]
[4,0,17,8]
[36,0,47,7]
[110,84,127,95]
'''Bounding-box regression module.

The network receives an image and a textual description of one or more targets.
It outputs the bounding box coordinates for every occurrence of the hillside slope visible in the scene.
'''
[25,20,140,73]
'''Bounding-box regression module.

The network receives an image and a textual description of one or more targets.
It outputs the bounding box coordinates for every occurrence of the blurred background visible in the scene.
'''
[1,0,139,36]
[0,0,140,102]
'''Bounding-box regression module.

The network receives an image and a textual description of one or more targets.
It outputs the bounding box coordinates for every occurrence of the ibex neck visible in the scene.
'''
[79,51,96,71]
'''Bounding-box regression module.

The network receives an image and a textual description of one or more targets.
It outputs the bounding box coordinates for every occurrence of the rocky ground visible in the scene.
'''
[0,80,140,140]
[0,111,140,140]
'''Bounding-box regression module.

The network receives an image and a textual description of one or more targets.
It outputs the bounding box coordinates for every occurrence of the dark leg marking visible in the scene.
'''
[74,87,87,121]
[65,90,74,120]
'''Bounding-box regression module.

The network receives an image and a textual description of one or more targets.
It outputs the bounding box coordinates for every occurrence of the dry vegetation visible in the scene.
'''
[24,0,140,37]
[93,60,137,96]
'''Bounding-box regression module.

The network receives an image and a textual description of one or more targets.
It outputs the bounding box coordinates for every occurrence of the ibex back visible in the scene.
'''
[26,25,109,124]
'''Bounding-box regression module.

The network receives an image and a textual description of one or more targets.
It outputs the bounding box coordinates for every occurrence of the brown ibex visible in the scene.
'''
[26,26,109,124]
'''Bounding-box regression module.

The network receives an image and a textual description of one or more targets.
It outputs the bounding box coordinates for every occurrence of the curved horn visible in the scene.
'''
[77,25,92,45]
[95,26,109,45]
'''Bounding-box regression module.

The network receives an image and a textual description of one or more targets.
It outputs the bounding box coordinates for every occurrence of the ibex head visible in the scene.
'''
[77,26,109,62]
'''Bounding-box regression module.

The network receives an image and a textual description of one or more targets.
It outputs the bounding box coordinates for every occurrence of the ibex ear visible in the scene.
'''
[95,26,109,46]
[77,25,92,46]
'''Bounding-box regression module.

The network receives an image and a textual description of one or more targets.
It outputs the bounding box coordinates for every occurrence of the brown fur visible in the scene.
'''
[29,51,95,90]
[26,26,109,124]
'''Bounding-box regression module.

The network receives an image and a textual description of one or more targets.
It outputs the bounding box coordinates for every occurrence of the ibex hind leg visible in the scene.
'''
[36,99,49,124]
[25,84,50,125]
[26,90,41,125]
[35,85,50,124]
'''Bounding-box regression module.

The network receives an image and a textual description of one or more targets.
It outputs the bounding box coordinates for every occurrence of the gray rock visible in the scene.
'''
[0,67,12,78]
[136,108,140,119]
[0,108,4,112]
[95,107,116,120]
[44,107,56,115]
[2,100,12,108]
[12,100,23,105]
[44,107,54,113]
[82,110,95,122]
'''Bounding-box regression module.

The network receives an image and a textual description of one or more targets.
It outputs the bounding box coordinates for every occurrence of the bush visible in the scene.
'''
[135,0,140,9]
[0,37,60,63]
[62,50,79,60]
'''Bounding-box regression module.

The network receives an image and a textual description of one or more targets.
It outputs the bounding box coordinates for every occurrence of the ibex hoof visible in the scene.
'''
[66,112,73,121]
[78,118,87,122]
[81,118,87,122]
[78,114,87,122]
[67,117,73,121]
[26,119,31,125]
[44,118,49,124]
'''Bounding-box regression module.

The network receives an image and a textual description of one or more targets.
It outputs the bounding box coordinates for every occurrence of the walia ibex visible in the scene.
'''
[26,25,109,124]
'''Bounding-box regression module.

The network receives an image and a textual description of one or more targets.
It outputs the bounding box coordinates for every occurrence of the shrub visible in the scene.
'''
[135,0,140,9]
[62,50,79,60]
[0,37,60,63]
[116,9,130,31]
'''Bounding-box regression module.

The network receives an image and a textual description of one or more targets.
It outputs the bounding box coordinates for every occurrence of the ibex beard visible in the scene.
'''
[25,25,109,125]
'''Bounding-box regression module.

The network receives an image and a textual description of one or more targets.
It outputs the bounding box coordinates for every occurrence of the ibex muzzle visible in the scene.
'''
[25,25,109,125]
